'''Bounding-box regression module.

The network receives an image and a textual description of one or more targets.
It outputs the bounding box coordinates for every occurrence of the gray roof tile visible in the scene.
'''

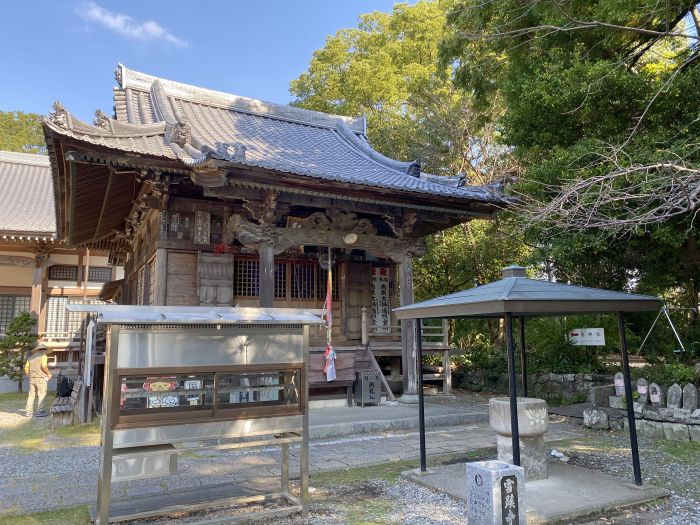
[47,64,507,205]
[0,151,56,236]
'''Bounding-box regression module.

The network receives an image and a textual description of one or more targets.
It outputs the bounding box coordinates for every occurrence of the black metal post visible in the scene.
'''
[504,313,521,466]
[416,319,427,472]
[618,312,642,486]
[518,316,528,397]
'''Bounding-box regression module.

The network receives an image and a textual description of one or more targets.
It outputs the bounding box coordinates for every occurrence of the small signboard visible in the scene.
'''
[569,328,605,346]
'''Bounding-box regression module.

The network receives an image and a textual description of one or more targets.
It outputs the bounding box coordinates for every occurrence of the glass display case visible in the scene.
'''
[114,367,303,428]
[85,305,323,525]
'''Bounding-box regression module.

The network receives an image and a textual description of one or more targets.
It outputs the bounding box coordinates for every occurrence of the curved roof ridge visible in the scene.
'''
[0,151,50,166]
[43,103,166,138]
[116,63,366,133]
[335,121,413,173]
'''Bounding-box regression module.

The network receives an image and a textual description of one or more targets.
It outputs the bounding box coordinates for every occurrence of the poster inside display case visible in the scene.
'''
[116,368,301,427]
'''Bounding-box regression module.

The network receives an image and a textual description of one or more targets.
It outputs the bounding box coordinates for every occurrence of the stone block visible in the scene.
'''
[609,417,625,431]
[564,374,576,382]
[583,374,593,381]
[466,460,526,525]
[609,395,624,409]
[583,408,609,429]
[591,385,615,408]
[689,425,700,442]
[662,423,689,441]
[638,419,665,439]
[673,408,691,423]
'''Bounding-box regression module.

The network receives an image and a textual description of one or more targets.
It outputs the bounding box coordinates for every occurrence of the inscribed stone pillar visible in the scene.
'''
[399,253,418,397]
[30,257,45,335]
[259,242,275,308]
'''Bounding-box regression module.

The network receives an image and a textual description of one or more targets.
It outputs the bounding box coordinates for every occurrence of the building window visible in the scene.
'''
[291,263,314,299]
[233,259,259,297]
[85,266,112,283]
[48,265,79,281]
[46,296,104,336]
[233,257,338,301]
[274,263,287,299]
[0,295,31,336]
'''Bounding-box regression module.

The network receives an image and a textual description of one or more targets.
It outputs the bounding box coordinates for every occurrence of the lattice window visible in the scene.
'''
[291,262,314,299]
[148,258,156,306]
[233,259,260,297]
[48,265,79,281]
[46,297,104,336]
[0,295,31,335]
[85,266,112,283]
[136,266,145,306]
[274,263,287,299]
[317,266,340,300]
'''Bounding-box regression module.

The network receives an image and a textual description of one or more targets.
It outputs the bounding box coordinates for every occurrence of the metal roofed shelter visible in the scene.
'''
[394,266,662,486]
[87,305,323,524]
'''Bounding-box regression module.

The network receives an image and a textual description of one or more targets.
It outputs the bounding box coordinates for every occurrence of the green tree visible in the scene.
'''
[0,312,37,392]
[440,0,700,360]
[290,0,514,180]
[0,110,46,154]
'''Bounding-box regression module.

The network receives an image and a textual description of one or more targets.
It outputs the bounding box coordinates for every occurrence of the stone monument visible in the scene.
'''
[489,397,548,481]
[649,383,664,407]
[636,378,649,405]
[466,460,526,525]
[614,372,625,396]
[683,383,698,411]
[667,383,682,409]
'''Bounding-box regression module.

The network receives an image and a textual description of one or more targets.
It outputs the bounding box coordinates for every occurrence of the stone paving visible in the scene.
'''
[0,419,582,515]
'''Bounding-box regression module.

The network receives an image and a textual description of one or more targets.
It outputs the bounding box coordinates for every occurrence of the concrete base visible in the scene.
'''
[308,401,487,439]
[398,394,419,404]
[497,434,547,481]
[409,461,669,524]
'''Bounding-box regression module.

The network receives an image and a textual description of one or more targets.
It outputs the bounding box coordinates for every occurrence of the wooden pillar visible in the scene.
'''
[30,257,43,333]
[154,248,167,306]
[259,242,275,308]
[399,253,417,396]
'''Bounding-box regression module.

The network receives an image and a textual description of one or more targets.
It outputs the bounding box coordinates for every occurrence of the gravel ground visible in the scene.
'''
[2,390,699,524]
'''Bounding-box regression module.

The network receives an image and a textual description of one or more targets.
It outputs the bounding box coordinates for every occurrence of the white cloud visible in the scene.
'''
[76,2,188,47]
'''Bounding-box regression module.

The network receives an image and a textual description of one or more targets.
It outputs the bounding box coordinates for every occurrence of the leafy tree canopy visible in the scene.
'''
[0,110,46,154]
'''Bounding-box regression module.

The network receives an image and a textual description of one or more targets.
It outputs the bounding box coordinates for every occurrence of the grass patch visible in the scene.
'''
[653,439,700,463]
[0,505,90,525]
[311,448,496,487]
[0,392,29,403]
[340,498,397,525]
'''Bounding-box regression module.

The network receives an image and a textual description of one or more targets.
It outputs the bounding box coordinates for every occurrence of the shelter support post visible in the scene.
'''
[505,313,521,466]
[618,312,642,486]
[399,254,418,396]
[416,319,427,472]
[519,317,528,397]
[259,241,275,308]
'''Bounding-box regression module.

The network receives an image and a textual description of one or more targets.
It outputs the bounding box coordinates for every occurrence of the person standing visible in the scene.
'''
[22,343,52,417]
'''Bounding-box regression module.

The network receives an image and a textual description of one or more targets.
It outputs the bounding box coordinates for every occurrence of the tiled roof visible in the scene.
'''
[43,64,506,205]
[0,151,56,237]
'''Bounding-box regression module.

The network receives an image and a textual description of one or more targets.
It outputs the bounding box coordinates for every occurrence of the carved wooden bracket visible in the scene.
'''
[287,208,377,235]
[243,190,289,225]
[384,210,418,239]
[224,213,424,259]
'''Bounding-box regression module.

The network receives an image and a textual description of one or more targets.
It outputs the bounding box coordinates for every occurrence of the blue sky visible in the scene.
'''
[0,1,399,121]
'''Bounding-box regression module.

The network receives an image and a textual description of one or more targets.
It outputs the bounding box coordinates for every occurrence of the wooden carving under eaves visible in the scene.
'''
[243,190,289,225]
[384,210,418,239]
[225,213,424,260]
[287,209,377,235]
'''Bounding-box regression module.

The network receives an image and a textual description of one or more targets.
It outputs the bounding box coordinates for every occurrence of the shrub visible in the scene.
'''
[631,362,699,386]
[0,312,37,392]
